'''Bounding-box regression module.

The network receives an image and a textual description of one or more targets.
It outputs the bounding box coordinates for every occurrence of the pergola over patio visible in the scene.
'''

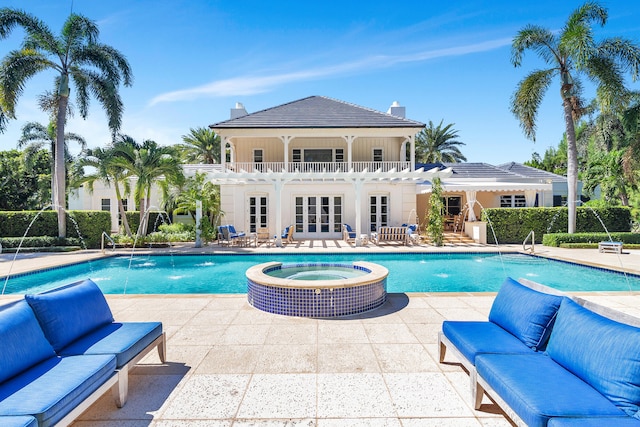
[188,166,452,246]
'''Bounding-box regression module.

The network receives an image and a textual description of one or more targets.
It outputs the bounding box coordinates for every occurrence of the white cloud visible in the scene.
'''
[148,37,512,105]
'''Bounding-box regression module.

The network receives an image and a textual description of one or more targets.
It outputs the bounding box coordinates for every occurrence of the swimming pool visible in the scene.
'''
[2,252,639,294]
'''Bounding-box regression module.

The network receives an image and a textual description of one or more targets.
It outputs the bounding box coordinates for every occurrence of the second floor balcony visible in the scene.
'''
[228,161,413,173]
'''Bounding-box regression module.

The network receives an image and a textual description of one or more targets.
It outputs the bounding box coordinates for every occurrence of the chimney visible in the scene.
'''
[230,102,248,119]
[387,101,405,118]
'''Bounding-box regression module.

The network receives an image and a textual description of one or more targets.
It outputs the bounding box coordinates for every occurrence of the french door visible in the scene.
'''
[247,195,268,233]
[294,195,343,238]
[369,194,389,232]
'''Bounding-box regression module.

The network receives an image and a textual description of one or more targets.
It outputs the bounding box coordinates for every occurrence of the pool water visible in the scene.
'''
[2,253,639,294]
[266,265,368,281]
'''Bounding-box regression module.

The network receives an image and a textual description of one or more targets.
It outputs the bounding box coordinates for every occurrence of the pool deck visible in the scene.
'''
[1,241,640,426]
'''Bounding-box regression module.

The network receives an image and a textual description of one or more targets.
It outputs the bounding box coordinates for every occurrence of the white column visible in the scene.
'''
[274,179,284,247]
[409,135,415,171]
[400,140,407,162]
[353,178,364,247]
[220,136,227,170]
[343,136,354,170]
[280,136,291,172]
[195,200,202,248]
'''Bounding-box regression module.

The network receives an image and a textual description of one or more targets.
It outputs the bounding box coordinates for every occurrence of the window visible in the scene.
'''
[335,149,344,163]
[373,148,383,162]
[500,195,527,208]
[101,198,110,211]
[292,149,301,163]
[118,199,128,225]
[253,149,263,163]
[304,149,332,162]
[443,196,461,215]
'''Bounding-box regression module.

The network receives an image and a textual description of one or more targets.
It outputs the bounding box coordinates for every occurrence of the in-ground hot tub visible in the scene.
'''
[246,261,388,317]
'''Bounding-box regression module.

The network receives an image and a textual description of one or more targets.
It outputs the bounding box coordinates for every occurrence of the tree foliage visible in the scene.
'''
[511,1,640,233]
[0,149,50,210]
[426,177,445,246]
[415,120,467,163]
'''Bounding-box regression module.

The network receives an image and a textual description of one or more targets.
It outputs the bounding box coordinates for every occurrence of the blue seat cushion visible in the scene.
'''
[0,354,116,427]
[476,353,625,427]
[442,321,533,365]
[488,277,563,350]
[0,416,38,427]
[0,301,56,384]
[25,279,114,352]
[60,322,162,368]
[546,298,640,418]
[548,417,640,426]
[227,225,245,237]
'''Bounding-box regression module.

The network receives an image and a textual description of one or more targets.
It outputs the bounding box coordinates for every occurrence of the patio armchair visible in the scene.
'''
[275,225,294,244]
[342,224,356,243]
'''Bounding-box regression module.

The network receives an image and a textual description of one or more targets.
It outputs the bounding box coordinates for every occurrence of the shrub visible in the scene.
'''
[125,211,171,235]
[481,207,631,244]
[0,210,110,249]
[542,232,640,247]
[0,236,83,248]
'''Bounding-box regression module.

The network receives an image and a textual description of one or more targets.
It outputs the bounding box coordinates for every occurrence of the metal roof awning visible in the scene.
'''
[417,181,552,194]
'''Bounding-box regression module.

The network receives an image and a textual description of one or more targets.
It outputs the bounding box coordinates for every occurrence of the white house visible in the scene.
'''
[204,96,451,246]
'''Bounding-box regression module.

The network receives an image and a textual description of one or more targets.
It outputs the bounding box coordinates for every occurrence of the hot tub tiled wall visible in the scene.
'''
[247,278,387,317]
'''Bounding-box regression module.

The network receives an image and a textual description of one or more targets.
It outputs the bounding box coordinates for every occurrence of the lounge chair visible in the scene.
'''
[276,225,294,244]
[407,224,420,245]
[218,224,246,246]
[342,224,356,243]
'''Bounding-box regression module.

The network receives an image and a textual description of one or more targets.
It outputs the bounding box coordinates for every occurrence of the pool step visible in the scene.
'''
[421,232,478,246]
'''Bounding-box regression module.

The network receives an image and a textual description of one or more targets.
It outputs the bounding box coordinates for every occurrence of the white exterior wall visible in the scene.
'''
[68,181,164,233]
[218,181,417,239]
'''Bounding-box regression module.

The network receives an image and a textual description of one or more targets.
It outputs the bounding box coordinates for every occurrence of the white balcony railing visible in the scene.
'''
[229,161,412,173]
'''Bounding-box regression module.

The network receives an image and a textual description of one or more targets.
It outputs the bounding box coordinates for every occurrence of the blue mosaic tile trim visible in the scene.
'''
[247,278,387,317]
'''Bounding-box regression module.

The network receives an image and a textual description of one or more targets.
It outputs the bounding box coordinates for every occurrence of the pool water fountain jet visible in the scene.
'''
[1,205,94,295]
[123,205,176,295]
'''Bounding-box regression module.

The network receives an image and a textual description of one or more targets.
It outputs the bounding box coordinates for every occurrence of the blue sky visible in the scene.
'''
[1,0,640,164]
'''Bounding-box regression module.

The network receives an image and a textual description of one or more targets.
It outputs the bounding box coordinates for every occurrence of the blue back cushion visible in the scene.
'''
[0,300,56,383]
[25,279,114,352]
[345,224,353,232]
[488,277,563,351]
[546,298,640,418]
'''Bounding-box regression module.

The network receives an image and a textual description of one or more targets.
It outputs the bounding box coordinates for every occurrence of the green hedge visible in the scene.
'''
[481,207,631,244]
[542,232,640,247]
[0,236,83,248]
[124,211,171,235]
[0,210,111,248]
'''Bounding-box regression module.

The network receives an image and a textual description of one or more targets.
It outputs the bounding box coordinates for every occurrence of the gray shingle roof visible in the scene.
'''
[497,162,567,182]
[210,96,425,129]
[442,162,520,179]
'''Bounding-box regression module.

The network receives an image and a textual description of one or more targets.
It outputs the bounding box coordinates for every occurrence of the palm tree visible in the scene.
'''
[75,144,133,236]
[510,1,640,233]
[111,135,184,236]
[415,120,467,163]
[19,121,86,207]
[178,127,221,164]
[0,8,132,237]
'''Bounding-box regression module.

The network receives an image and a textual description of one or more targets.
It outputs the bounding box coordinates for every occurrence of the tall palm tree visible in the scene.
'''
[19,121,86,207]
[75,143,133,236]
[178,127,221,164]
[415,120,467,163]
[111,135,184,236]
[0,8,132,237]
[510,1,640,233]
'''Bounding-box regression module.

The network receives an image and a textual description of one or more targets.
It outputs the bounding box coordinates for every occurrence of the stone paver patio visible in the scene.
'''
[1,241,639,426]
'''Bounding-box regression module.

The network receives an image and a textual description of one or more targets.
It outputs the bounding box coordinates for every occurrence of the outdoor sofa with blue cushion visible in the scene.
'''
[438,277,564,374]
[0,299,118,427]
[441,276,640,426]
[0,416,38,427]
[25,279,166,407]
